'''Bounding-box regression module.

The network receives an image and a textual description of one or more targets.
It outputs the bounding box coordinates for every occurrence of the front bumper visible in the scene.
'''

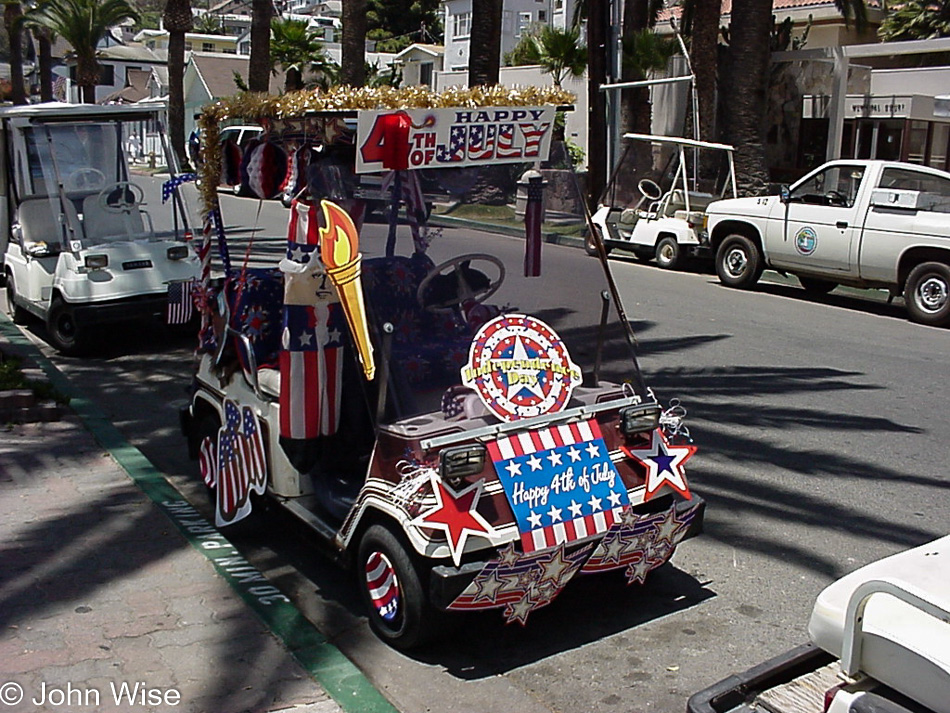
[69,293,170,327]
[429,494,705,618]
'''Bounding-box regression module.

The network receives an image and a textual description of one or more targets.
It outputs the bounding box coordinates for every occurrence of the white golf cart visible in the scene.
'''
[2,102,200,354]
[591,134,737,269]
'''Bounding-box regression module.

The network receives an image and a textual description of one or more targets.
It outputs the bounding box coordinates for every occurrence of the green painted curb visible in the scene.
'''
[0,315,398,713]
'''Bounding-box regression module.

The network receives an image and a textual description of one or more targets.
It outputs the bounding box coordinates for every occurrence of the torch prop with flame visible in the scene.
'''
[318,200,376,380]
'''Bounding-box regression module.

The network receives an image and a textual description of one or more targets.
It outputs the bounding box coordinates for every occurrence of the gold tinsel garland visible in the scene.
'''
[196,84,575,211]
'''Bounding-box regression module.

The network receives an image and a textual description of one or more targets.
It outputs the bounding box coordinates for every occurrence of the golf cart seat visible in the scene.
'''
[17,197,81,253]
[807,535,950,713]
[82,194,151,241]
[664,190,715,216]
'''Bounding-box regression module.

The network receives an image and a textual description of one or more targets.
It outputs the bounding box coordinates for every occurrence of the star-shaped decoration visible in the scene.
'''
[290,245,309,262]
[622,429,696,501]
[410,474,495,566]
[585,441,601,458]
[546,450,563,467]
[527,454,543,472]
[496,543,521,567]
[505,460,522,477]
[471,569,505,603]
[600,530,628,565]
[566,446,582,462]
[607,491,624,508]
[504,336,547,401]
[527,510,543,528]
[547,504,563,523]
[588,494,603,512]
[327,328,341,343]
[568,499,584,518]
[504,593,537,626]
[625,554,653,586]
[298,331,313,347]
[538,545,574,585]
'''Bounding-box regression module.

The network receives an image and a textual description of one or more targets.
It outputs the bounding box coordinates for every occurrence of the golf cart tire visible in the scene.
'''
[585,234,611,257]
[655,237,684,270]
[47,298,89,355]
[716,234,763,289]
[358,523,440,650]
[5,274,30,325]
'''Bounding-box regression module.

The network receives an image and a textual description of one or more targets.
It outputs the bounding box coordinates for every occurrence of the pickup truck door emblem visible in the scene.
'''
[794,226,818,256]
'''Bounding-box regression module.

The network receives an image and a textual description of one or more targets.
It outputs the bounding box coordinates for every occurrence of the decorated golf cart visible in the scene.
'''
[180,86,705,648]
[591,133,737,269]
[1,102,200,354]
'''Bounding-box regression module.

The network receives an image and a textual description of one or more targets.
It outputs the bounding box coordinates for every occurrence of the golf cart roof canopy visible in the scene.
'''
[0,101,165,123]
[622,133,735,153]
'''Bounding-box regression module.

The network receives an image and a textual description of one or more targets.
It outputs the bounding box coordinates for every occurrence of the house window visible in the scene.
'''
[538,10,547,21]
[453,11,471,39]
[517,11,532,37]
[419,61,433,87]
[202,42,215,52]
[223,48,237,55]
[99,65,114,86]
[555,0,564,9]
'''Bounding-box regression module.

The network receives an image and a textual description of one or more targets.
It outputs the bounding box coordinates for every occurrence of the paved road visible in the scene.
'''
[9,203,949,713]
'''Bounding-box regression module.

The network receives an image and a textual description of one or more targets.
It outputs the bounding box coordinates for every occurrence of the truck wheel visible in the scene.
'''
[798,276,837,295]
[904,262,950,327]
[5,275,30,325]
[47,298,88,355]
[358,523,438,650]
[655,237,684,270]
[716,234,763,289]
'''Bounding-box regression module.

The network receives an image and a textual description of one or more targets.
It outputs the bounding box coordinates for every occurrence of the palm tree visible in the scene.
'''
[469,0,502,86]
[32,24,54,101]
[26,0,138,103]
[532,25,587,88]
[164,0,192,167]
[683,0,721,145]
[248,0,272,92]
[879,0,950,40]
[271,18,333,92]
[341,0,366,86]
[4,1,27,104]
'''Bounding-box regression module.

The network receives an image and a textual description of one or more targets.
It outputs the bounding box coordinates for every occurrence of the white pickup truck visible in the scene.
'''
[705,159,950,327]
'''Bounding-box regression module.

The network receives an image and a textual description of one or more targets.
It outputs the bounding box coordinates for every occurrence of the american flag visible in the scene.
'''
[467,124,497,161]
[496,124,522,159]
[212,398,268,527]
[161,173,196,204]
[487,420,630,554]
[518,122,551,158]
[523,176,544,278]
[436,125,467,163]
[279,302,344,439]
[167,279,195,324]
[365,551,400,621]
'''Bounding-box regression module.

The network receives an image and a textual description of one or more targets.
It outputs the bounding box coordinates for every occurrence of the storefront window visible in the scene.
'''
[906,121,929,164]
[930,123,949,170]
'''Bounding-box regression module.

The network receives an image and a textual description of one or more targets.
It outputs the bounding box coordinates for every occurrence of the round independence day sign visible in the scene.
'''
[460,314,582,422]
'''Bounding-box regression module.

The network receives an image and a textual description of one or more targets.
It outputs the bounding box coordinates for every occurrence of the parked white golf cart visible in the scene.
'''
[591,134,736,269]
[1,102,199,354]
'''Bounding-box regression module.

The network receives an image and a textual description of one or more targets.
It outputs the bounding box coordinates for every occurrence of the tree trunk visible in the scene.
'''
[167,31,187,167]
[690,0,720,146]
[587,0,608,210]
[248,0,273,92]
[5,3,27,105]
[77,55,99,104]
[341,0,366,86]
[468,0,501,87]
[615,0,654,203]
[36,27,53,102]
[724,0,772,195]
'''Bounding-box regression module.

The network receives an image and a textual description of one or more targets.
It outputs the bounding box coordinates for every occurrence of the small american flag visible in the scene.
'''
[161,173,196,204]
[167,280,195,324]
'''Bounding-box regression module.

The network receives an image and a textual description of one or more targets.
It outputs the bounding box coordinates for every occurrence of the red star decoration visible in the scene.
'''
[622,429,696,502]
[411,474,495,567]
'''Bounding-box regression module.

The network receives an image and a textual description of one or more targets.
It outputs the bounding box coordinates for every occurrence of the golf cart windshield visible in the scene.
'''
[24,122,125,197]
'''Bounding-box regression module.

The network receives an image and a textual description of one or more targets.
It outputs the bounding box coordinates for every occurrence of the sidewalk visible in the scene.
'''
[0,319,393,713]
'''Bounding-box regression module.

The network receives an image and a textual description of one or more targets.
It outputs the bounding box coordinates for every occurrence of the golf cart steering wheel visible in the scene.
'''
[65,168,106,193]
[97,181,145,214]
[638,178,664,202]
[417,253,505,313]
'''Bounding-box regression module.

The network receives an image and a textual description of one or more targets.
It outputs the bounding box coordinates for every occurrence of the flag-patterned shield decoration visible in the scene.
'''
[364,551,400,622]
[488,419,630,553]
[204,398,268,528]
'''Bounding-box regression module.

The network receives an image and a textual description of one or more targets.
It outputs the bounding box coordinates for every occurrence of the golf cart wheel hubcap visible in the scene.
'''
[365,550,400,622]
[917,276,949,313]
[659,244,674,261]
[725,248,748,276]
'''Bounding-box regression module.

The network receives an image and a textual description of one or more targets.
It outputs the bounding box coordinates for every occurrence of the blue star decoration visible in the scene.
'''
[621,429,696,502]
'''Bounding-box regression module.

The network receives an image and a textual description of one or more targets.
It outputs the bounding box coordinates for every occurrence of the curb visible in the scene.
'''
[0,314,397,713]
[428,213,586,250]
